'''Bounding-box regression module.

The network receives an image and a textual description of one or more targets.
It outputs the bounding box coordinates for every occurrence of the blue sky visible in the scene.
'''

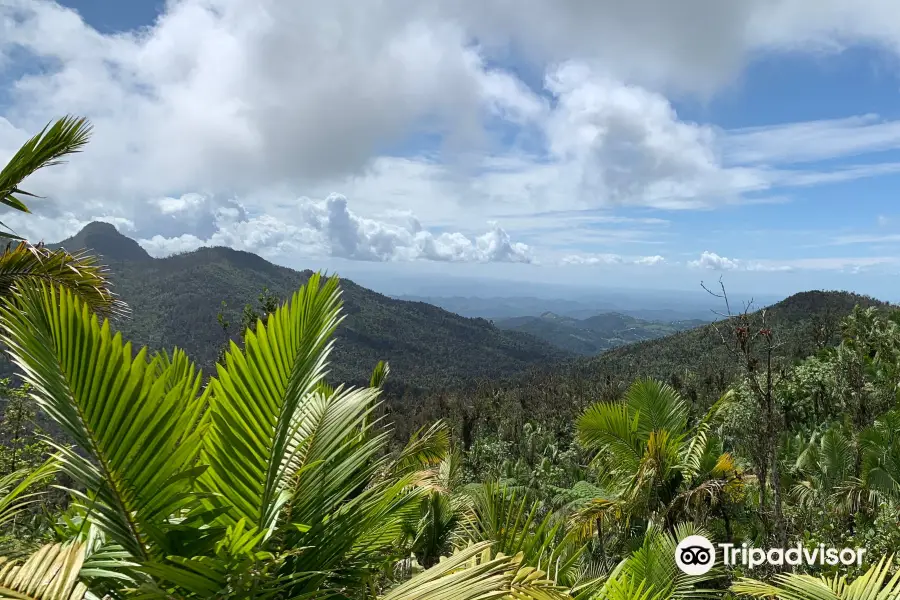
[4,0,900,299]
[55,0,163,32]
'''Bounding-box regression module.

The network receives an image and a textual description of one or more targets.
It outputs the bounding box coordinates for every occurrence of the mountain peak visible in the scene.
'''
[79,221,120,236]
[768,290,889,315]
[50,221,152,262]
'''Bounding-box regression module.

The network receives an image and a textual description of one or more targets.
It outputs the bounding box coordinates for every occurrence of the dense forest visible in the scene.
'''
[4,118,900,599]
[494,312,708,356]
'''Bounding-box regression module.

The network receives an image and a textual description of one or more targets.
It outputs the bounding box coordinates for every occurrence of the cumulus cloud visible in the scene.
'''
[138,194,532,264]
[0,4,896,206]
[543,64,740,208]
[688,251,794,272]
[687,250,900,273]
[4,0,900,265]
[634,255,667,266]
[560,253,665,266]
[689,251,742,271]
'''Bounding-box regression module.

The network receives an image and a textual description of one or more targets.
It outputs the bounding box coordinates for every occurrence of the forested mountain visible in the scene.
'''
[49,222,572,388]
[48,222,888,405]
[569,288,888,390]
[386,287,891,444]
[496,311,708,355]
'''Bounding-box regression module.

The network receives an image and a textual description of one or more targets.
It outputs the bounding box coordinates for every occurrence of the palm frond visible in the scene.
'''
[0,116,92,239]
[733,554,900,599]
[617,523,721,599]
[200,272,343,531]
[390,421,452,480]
[278,384,424,589]
[624,379,689,439]
[578,401,643,477]
[0,242,127,318]
[0,283,207,561]
[370,360,390,388]
[0,542,88,600]
[0,457,58,529]
[461,483,583,585]
[590,573,667,600]
[381,542,570,600]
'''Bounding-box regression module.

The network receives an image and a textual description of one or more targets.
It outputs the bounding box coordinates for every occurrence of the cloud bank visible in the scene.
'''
[4,0,900,276]
[138,194,532,264]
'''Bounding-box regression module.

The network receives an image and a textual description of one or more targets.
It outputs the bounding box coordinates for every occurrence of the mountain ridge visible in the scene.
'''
[47,222,573,388]
[395,294,722,322]
[45,222,894,398]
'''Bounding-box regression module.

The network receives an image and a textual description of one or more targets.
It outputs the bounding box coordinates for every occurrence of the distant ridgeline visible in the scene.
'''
[0,221,889,444]
[41,223,890,390]
[495,311,709,355]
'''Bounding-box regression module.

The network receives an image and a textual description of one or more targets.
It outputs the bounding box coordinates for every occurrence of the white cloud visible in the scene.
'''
[560,253,665,266]
[138,194,532,264]
[724,115,900,165]
[687,250,900,273]
[541,63,747,209]
[690,251,741,271]
[635,255,666,266]
[688,251,793,272]
[5,0,900,266]
[153,194,207,215]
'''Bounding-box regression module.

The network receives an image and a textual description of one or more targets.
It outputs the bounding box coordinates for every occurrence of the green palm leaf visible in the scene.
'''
[733,554,900,600]
[382,542,570,600]
[0,116,91,239]
[370,360,390,388]
[390,421,452,480]
[0,458,58,529]
[591,574,667,600]
[624,379,689,439]
[616,523,721,599]
[461,483,583,586]
[0,283,208,561]
[278,384,424,590]
[199,272,343,531]
[578,401,643,478]
[0,242,126,318]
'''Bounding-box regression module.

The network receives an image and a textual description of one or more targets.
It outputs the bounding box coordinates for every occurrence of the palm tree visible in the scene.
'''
[788,426,857,517]
[409,444,468,568]
[576,380,737,533]
[461,482,584,586]
[0,116,124,317]
[0,274,569,599]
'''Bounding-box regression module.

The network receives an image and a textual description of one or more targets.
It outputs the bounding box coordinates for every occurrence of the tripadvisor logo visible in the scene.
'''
[675,535,716,575]
[675,535,867,574]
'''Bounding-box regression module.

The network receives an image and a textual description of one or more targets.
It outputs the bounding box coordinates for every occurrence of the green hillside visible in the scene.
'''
[50,222,572,388]
[570,288,888,387]
[496,310,707,355]
[387,287,891,442]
